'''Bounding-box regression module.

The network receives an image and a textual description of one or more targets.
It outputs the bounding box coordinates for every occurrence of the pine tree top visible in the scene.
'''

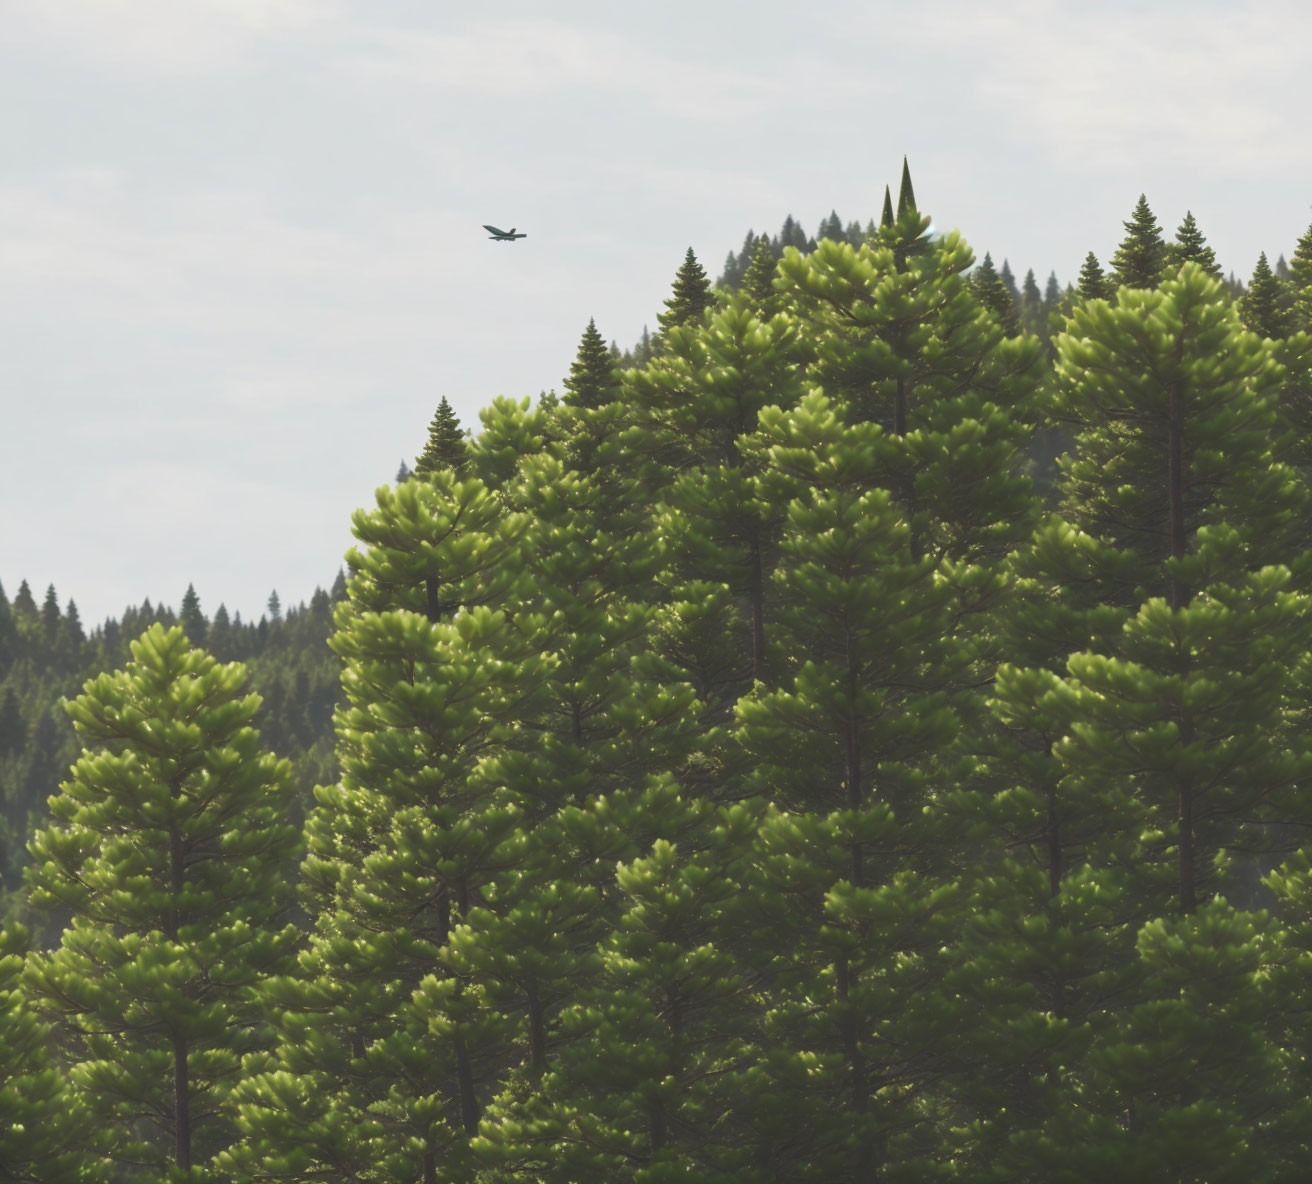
[415,395,469,477]
[1239,251,1291,338]
[999,259,1018,296]
[657,247,713,333]
[741,233,781,304]
[881,185,894,228]
[563,317,622,410]
[973,252,1020,333]
[1166,210,1222,280]
[1110,194,1165,289]
[1077,251,1113,300]
[897,157,916,217]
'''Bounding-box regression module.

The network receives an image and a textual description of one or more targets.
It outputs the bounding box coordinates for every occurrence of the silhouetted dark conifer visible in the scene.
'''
[40,585,59,643]
[415,395,469,477]
[395,459,411,483]
[180,583,206,645]
[1110,194,1166,288]
[12,581,36,621]
[818,210,844,242]
[881,185,894,228]
[562,318,621,409]
[999,258,1019,303]
[778,215,809,254]
[1021,267,1044,333]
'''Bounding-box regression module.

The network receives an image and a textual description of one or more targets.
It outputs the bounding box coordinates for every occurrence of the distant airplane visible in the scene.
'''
[483,224,527,241]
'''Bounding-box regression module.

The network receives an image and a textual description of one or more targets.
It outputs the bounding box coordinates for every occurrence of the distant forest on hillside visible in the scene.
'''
[6,163,1312,1181]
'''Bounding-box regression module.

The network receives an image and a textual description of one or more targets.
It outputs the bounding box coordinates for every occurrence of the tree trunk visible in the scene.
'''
[527,980,547,1073]
[1046,787,1063,900]
[173,1034,191,1171]
[748,535,766,678]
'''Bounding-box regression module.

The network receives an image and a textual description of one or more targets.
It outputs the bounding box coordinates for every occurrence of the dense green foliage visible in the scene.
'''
[8,172,1312,1180]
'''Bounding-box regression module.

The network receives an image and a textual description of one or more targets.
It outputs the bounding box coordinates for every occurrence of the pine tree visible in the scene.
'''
[1290,222,1312,331]
[1077,251,1114,300]
[999,258,1020,305]
[0,923,89,1182]
[1020,267,1044,334]
[266,589,282,622]
[880,184,894,229]
[817,209,844,243]
[62,598,84,645]
[657,248,713,334]
[945,261,1312,1175]
[12,580,37,622]
[561,318,621,410]
[1241,251,1293,338]
[1044,270,1062,312]
[732,394,971,1179]
[740,230,782,313]
[396,458,412,483]
[415,395,470,477]
[1165,210,1222,279]
[180,582,206,645]
[897,155,916,217]
[973,251,1021,333]
[625,301,805,686]
[1110,194,1166,289]
[23,624,301,1179]
[227,472,544,1181]
[777,215,809,254]
[40,584,59,644]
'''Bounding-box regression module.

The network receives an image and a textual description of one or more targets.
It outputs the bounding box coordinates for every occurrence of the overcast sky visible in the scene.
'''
[3,0,1310,628]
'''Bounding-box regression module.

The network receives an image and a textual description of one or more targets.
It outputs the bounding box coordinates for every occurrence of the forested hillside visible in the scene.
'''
[5,166,1312,1181]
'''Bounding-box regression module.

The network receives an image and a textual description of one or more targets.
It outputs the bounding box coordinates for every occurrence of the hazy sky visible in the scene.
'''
[3,0,1310,628]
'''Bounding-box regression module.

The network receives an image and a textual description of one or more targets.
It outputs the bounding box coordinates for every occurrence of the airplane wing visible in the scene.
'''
[483,224,508,236]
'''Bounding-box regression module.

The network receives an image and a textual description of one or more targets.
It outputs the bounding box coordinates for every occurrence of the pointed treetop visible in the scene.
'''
[1239,251,1292,339]
[1165,210,1222,279]
[897,156,916,217]
[1290,221,1312,331]
[1077,251,1113,300]
[973,252,1020,334]
[1110,194,1165,289]
[657,247,713,333]
[562,317,622,410]
[881,184,895,228]
[415,395,469,477]
[741,232,780,308]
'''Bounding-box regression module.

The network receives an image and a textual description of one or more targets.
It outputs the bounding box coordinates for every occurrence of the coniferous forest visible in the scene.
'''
[6,166,1312,1181]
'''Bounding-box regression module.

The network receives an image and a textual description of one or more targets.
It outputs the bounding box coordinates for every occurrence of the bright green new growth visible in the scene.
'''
[22,623,300,1181]
[0,923,88,1183]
